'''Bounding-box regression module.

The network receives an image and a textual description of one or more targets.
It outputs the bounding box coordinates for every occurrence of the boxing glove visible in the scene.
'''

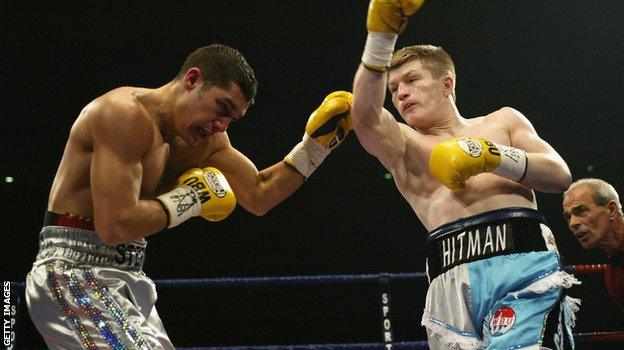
[362,0,425,72]
[428,137,527,191]
[284,91,352,177]
[157,167,236,228]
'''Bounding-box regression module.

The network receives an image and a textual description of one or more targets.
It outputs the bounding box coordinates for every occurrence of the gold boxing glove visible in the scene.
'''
[362,0,425,72]
[428,137,527,191]
[157,167,236,228]
[284,91,352,178]
[367,0,425,34]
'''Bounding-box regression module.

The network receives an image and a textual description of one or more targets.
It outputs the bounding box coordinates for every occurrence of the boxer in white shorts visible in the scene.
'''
[26,43,353,349]
[27,216,169,349]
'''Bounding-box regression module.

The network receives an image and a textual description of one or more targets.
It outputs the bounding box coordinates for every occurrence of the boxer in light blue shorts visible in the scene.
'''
[422,208,580,350]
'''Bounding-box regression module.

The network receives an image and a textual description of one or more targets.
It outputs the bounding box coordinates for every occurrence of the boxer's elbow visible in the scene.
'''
[239,179,291,217]
[245,203,271,217]
[550,158,572,192]
[97,228,127,245]
[241,194,275,217]
[95,217,136,245]
[249,210,268,217]
[552,169,572,193]
[528,155,572,193]
[536,166,571,193]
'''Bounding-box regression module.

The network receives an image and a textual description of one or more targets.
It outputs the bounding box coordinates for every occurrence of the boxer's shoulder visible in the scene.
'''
[77,89,157,145]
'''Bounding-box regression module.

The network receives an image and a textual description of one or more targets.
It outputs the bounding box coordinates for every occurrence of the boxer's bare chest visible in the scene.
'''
[395,115,531,228]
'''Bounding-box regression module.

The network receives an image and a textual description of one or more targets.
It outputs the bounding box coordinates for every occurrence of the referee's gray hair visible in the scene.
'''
[564,178,622,212]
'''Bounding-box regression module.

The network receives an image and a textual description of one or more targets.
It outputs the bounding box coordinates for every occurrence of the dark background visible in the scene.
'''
[3,1,623,349]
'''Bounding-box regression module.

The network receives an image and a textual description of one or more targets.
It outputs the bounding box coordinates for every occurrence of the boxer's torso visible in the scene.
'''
[392,109,536,231]
[47,86,225,219]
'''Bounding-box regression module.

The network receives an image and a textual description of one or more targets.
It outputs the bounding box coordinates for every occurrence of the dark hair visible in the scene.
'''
[176,44,258,105]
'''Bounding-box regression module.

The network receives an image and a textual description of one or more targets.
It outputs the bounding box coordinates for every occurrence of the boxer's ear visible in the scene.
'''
[182,68,202,91]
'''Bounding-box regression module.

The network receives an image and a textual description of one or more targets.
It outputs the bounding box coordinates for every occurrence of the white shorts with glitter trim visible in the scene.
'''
[422,208,581,350]
[25,226,174,350]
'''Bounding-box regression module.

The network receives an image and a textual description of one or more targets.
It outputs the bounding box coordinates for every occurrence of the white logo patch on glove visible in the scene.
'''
[204,172,228,198]
[457,138,483,158]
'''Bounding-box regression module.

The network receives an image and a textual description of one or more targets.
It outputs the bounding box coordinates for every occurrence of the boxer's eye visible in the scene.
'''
[217,102,231,117]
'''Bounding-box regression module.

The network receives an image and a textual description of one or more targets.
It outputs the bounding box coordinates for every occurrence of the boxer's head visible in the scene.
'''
[389,44,456,102]
[387,45,457,130]
[563,178,623,252]
[390,45,455,78]
[177,44,258,107]
[172,44,258,144]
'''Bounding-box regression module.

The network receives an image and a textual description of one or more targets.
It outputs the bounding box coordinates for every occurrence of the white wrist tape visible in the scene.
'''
[361,32,398,71]
[284,134,330,178]
[493,144,528,182]
[157,185,201,228]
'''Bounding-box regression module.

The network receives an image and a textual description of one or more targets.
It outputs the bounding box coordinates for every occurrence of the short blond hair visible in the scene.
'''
[390,45,455,79]
[390,45,456,100]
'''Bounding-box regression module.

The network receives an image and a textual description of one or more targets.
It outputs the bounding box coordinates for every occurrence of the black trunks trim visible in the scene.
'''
[427,207,549,280]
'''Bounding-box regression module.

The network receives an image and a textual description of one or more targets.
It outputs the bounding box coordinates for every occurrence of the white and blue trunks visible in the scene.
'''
[422,207,580,350]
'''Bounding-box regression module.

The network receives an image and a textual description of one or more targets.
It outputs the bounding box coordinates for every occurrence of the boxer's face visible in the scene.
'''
[563,186,613,249]
[388,60,450,130]
[176,70,248,145]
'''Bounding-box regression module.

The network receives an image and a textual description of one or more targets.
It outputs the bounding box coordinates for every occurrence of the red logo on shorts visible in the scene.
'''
[490,306,516,336]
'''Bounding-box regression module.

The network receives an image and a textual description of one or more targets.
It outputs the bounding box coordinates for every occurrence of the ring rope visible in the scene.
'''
[573,330,624,342]
[155,272,426,288]
[566,263,608,274]
[176,341,429,350]
[8,265,604,289]
[151,264,610,288]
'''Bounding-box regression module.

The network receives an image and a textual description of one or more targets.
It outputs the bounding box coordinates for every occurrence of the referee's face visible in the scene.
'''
[563,186,613,250]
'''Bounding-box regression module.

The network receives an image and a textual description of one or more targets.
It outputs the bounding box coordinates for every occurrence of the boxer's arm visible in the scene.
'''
[499,107,571,193]
[352,0,424,171]
[202,91,354,216]
[90,102,168,244]
[205,135,305,216]
[352,65,407,171]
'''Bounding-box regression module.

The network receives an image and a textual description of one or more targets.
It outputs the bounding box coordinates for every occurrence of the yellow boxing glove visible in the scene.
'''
[307,91,353,150]
[284,91,352,177]
[157,167,236,228]
[428,137,528,191]
[362,0,425,72]
[367,0,425,34]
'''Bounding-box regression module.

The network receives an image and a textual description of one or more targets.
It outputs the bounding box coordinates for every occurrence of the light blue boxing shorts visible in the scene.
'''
[422,207,580,350]
[26,216,174,350]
